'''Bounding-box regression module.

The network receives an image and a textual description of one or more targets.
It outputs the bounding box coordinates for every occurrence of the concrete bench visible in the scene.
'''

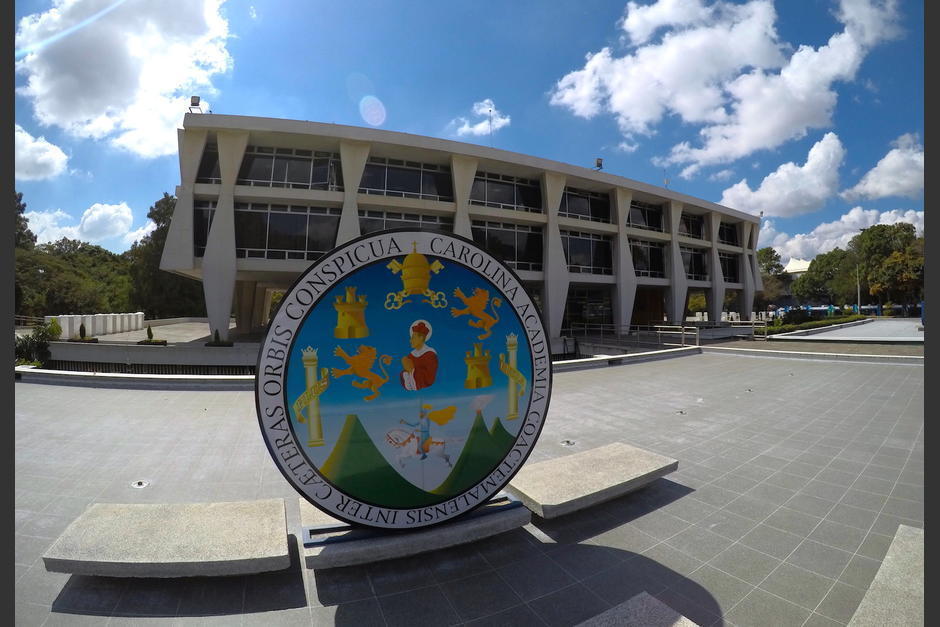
[504,442,678,519]
[42,500,290,578]
[299,495,530,569]
[848,524,923,626]
[576,592,699,626]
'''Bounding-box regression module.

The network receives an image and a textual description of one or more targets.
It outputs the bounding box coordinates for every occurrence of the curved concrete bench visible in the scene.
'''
[42,500,290,578]
[504,442,678,519]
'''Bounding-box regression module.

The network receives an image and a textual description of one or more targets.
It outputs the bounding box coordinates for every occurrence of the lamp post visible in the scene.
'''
[856,265,861,316]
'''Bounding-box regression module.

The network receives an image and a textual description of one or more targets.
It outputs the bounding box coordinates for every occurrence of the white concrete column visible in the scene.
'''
[235,280,257,334]
[739,222,757,320]
[707,211,725,323]
[665,201,688,323]
[202,130,248,341]
[542,172,569,341]
[57,316,72,339]
[161,128,206,271]
[612,189,637,333]
[450,155,478,239]
[252,283,267,330]
[82,315,95,337]
[93,314,104,336]
[336,140,370,245]
[136,312,144,330]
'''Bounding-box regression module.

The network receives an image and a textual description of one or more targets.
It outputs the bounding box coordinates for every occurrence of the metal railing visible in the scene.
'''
[566,323,701,347]
[730,319,768,340]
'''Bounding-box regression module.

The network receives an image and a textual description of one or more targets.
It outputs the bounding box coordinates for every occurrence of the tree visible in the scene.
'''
[755,247,790,308]
[791,248,859,305]
[869,237,924,304]
[757,247,785,276]
[125,193,205,318]
[848,223,917,303]
[15,191,36,250]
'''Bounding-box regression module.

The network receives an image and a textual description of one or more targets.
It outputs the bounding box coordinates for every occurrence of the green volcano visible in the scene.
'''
[320,414,441,508]
[432,412,515,496]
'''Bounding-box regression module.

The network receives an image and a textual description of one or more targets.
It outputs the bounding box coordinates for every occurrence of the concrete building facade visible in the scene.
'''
[162,113,761,353]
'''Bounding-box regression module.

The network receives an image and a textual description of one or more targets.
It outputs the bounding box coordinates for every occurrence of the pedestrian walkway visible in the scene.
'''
[15,351,923,625]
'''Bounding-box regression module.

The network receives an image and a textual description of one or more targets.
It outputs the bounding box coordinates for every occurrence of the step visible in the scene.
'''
[42,500,290,578]
[848,524,923,626]
[504,442,678,519]
[299,495,530,569]
[576,591,699,626]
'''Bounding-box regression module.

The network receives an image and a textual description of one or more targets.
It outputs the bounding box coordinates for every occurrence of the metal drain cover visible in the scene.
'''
[130,480,150,489]
[560,439,576,447]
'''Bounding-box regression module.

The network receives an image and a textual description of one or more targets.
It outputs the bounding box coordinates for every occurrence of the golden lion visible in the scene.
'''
[331,345,392,401]
[451,287,502,340]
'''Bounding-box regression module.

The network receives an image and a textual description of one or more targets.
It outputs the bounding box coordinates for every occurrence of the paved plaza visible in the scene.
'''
[785,318,924,341]
[15,351,923,626]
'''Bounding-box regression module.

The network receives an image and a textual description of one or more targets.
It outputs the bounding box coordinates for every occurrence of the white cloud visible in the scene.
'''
[15,0,232,158]
[452,99,511,137]
[709,168,734,181]
[249,5,257,20]
[26,201,142,246]
[550,0,899,174]
[551,0,786,144]
[759,206,924,263]
[620,0,714,45]
[841,133,924,200]
[123,220,157,246]
[719,132,845,217]
[14,123,68,180]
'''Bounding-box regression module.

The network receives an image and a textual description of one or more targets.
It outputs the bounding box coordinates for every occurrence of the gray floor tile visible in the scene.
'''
[463,603,546,626]
[763,508,822,537]
[708,543,781,586]
[839,554,882,591]
[764,472,810,491]
[784,493,836,518]
[807,519,867,553]
[815,581,868,623]
[527,583,608,627]
[547,543,623,581]
[586,522,659,554]
[826,503,879,531]
[629,511,692,540]
[724,587,811,627]
[839,488,888,512]
[723,494,780,521]
[439,571,522,621]
[799,480,848,502]
[786,540,853,580]
[742,483,796,507]
[665,526,734,562]
[855,532,894,561]
[882,497,924,521]
[681,564,754,613]
[802,611,847,627]
[696,509,758,541]
[496,553,575,602]
[378,587,460,627]
[739,524,804,560]
[758,562,835,610]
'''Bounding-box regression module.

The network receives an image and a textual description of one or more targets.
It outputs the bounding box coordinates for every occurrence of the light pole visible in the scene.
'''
[856,264,861,315]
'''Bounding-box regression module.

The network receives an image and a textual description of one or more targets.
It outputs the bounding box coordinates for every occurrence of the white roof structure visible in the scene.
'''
[784,258,812,275]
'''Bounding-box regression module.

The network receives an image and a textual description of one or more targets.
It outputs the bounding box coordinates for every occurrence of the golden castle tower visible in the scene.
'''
[334,286,369,338]
[499,333,526,420]
[296,347,330,447]
[464,343,493,389]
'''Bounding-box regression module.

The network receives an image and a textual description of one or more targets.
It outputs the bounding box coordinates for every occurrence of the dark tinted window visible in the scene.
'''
[516,184,541,209]
[386,166,421,193]
[268,212,307,250]
[235,211,267,249]
[422,170,453,198]
[486,180,515,205]
[238,154,273,182]
[196,147,220,182]
[307,214,339,251]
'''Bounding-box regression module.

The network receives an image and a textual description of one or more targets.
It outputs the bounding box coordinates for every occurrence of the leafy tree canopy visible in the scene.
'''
[15,191,37,250]
[756,247,785,276]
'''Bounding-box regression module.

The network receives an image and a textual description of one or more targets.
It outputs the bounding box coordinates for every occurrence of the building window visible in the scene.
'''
[231,202,341,261]
[679,213,705,239]
[236,146,343,191]
[471,221,543,272]
[195,144,221,184]
[718,222,739,245]
[630,239,666,278]
[680,246,708,281]
[193,200,216,257]
[560,230,612,275]
[358,157,454,201]
[469,172,542,212]
[719,252,739,282]
[358,210,453,235]
[559,187,610,223]
[562,286,613,334]
[627,200,664,232]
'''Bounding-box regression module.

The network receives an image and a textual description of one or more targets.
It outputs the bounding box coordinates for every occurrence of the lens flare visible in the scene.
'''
[359,95,386,127]
[15,0,131,59]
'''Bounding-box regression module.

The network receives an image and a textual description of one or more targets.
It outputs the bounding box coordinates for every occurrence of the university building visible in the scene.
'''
[161,113,762,353]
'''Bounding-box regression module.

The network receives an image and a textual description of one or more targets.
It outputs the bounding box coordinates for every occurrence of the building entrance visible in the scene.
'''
[632,287,666,326]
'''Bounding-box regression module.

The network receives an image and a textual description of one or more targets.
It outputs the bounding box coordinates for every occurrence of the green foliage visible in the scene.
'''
[869,237,924,303]
[125,193,205,318]
[15,238,131,317]
[686,291,707,314]
[48,317,62,340]
[791,248,859,305]
[15,191,36,250]
[147,324,154,340]
[782,308,812,325]
[79,322,86,340]
[757,247,785,276]
[14,322,55,365]
[760,315,867,336]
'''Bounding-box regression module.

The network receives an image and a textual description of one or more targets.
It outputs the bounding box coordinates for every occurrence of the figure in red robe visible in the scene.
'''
[400,320,438,391]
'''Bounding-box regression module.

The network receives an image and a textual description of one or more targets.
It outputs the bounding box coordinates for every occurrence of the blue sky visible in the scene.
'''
[14,0,923,263]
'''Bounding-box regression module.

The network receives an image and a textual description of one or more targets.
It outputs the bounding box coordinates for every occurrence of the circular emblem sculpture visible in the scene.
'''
[256,230,551,529]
